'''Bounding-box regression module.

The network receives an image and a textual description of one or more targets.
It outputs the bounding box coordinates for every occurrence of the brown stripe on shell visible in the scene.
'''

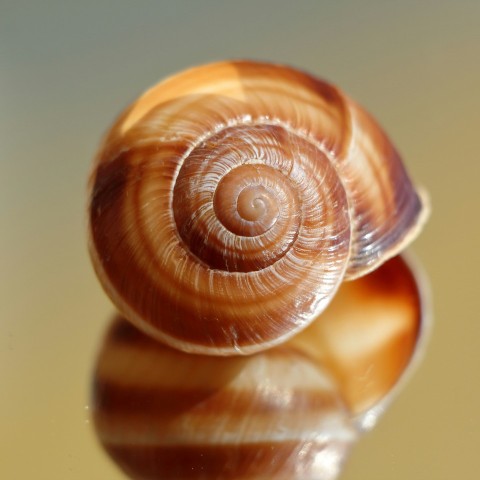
[342,101,428,278]
[93,381,342,418]
[105,441,352,480]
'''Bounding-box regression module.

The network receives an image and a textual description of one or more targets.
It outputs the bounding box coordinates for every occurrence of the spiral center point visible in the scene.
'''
[238,189,269,222]
[213,164,283,237]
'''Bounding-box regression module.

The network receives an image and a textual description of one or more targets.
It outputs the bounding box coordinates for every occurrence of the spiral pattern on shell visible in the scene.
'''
[88,60,428,355]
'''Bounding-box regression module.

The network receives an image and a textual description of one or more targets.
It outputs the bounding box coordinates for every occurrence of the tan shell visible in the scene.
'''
[88,60,429,355]
[91,255,428,480]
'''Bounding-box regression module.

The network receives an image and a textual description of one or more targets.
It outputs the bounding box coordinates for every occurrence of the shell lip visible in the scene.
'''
[345,186,431,282]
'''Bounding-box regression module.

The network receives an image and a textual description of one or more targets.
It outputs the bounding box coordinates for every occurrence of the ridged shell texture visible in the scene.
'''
[88,60,428,355]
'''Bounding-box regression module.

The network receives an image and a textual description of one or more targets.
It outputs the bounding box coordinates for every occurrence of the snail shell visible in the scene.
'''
[92,255,427,480]
[88,60,429,355]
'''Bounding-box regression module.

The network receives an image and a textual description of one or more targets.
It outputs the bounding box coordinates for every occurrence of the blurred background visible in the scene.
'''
[1,1,479,478]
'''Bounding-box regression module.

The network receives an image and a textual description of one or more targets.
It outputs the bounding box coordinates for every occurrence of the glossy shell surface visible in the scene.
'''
[88,60,428,355]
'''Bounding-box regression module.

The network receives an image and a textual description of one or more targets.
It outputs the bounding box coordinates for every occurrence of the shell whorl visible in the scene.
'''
[88,60,428,355]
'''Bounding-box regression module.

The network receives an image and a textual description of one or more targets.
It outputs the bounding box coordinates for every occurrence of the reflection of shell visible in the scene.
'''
[88,60,429,355]
[91,255,427,480]
[93,320,356,480]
